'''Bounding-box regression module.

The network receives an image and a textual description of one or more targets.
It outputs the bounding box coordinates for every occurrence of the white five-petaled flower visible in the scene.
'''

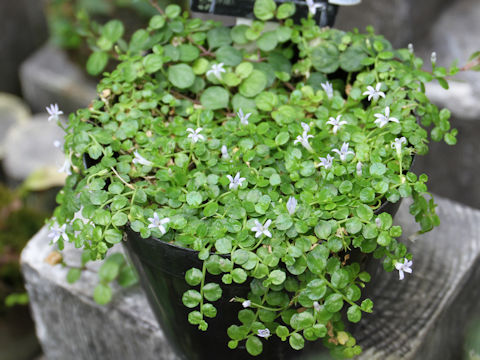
[147,213,170,235]
[332,142,355,162]
[321,81,333,99]
[237,108,252,125]
[286,196,297,215]
[391,137,407,155]
[251,219,272,238]
[374,106,399,128]
[431,52,437,65]
[58,158,72,175]
[227,172,246,190]
[305,0,324,15]
[242,300,251,308]
[53,140,62,148]
[206,62,226,80]
[257,328,271,338]
[356,161,363,176]
[186,127,205,143]
[132,151,153,166]
[46,103,63,122]
[318,154,334,169]
[48,222,68,243]
[326,115,347,135]
[301,122,310,133]
[294,131,314,152]
[221,145,229,159]
[362,83,386,102]
[408,43,414,54]
[395,258,413,280]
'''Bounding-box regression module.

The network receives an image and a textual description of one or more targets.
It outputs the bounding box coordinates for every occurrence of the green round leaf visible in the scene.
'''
[201,86,230,110]
[246,336,263,356]
[289,333,305,350]
[168,64,195,89]
[86,52,108,76]
[185,268,203,286]
[324,293,344,313]
[182,289,202,308]
[254,0,277,20]
[93,283,112,305]
[203,283,222,301]
[239,70,267,98]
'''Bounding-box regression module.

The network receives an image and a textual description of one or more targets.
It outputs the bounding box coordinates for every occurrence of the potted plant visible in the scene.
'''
[47,0,458,358]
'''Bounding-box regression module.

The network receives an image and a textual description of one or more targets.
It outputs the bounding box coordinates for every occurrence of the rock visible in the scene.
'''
[415,0,480,120]
[19,44,98,115]
[334,0,454,47]
[21,196,480,359]
[0,93,31,159]
[0,0,48,94]
[3,114,66,182]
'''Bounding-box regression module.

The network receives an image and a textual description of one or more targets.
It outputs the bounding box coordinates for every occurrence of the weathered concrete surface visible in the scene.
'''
[3,114,66,182]
[22,196,480,359]
[335,0,454,47]
[0,0,48,94]
[19,44,97,115]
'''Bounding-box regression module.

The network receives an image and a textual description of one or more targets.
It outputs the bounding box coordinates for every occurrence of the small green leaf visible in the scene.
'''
[201,86,230,110]
[324,293,343,313]
[86,52,108,76]
[246,336,263,356]
[253,0,276,20]
[182,289,202,308]
[289,333,305,350]
[99,260,120,282]
[94,283,112,305]
[168,64,195,89]
[186,191,203,207]
[185,268,203,286]
[203,283,222,301]
[66,268,81,284]
[347,305,362,323]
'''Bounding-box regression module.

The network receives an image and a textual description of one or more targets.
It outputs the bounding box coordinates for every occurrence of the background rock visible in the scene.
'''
[3,114,66,183]
[19,44,98,115]
[0,93,31,159]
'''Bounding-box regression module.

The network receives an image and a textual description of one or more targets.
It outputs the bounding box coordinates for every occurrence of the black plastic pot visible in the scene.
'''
[123,227,303,360]
[190,0,338,28]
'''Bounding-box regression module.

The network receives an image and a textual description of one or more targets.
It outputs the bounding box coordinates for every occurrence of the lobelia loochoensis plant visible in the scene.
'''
[47,0,459,357]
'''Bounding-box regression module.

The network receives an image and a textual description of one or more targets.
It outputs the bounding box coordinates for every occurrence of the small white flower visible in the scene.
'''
[305,0,324,15]
[321,81,333,99]
[286,196,297,215]
[221,145,229,159]
[186,127,205,143]
[257,328,271,338]
[326,115,347,135]
[294,131,314,152]
[226,172,246,190]
[356,161,363,176]
[431,52,437,65]
[374,106,399,128]
[251,219,272,238]
[53,140,62,148]
[46,103,63,122]
[147,213,170,235]
[313,301,321,312]
[318,154,334,169]
[48,222,68,243]
[408,43,414,54]
[395,258,413,280]
[132,151,153,166]
[242,300,251,308]
[332,142,355,162]
[206,62,226,80]
[301,122,310,133]
[237,109,252,125]
[362,83,386,102]
[391,137,407,155]
[58,158,72,175]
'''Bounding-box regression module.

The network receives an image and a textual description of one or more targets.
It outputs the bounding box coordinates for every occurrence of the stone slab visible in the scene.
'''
[19,44,97,115]
[21,196,480,359]
[0,93,31,158]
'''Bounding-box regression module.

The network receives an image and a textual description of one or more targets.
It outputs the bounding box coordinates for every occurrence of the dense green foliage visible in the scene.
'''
[50,0,456,357]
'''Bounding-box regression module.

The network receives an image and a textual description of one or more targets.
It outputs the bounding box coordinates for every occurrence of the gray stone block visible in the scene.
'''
[334,0,454,47]
[19,44,97,115]
[21,196,480,359]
